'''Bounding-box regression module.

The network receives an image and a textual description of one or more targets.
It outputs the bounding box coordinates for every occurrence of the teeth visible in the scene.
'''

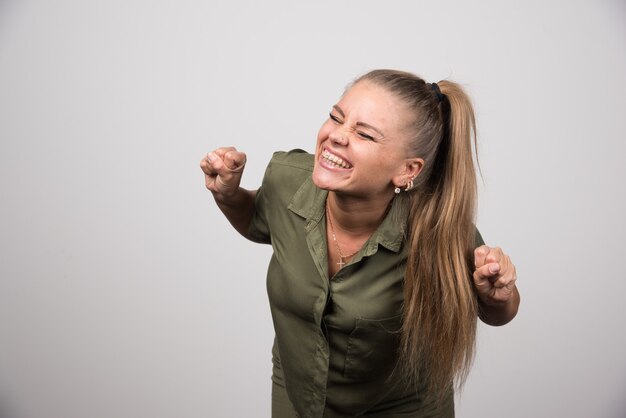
[322,150,352,169]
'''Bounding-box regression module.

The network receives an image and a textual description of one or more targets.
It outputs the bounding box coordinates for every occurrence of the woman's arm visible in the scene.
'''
[472,245,520,326]
[477,284,520,326]
[200,147,257,240]
[212,187,257,240]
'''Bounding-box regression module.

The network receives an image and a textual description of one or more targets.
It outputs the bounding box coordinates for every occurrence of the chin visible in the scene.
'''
[311,167,332,190]
[313,165,346,191]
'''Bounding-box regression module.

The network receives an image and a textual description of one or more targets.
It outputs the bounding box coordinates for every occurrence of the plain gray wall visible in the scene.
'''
[1,0,625,417]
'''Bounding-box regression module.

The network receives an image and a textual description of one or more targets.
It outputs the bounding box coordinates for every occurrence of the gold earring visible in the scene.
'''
[405,178,414,192]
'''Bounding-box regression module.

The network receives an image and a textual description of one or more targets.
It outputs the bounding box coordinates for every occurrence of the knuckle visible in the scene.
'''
[486,248,502,263]
[474,245,488,259]
[225,151,236,163]
[214,147,231,158]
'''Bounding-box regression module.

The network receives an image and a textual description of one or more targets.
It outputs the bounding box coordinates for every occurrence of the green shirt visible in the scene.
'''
[249,150,478,417]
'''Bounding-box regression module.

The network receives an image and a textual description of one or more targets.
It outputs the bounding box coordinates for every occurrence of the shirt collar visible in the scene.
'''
[287,176,406,253]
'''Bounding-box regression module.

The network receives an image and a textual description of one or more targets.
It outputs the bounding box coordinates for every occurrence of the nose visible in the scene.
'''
[329,128,348,146]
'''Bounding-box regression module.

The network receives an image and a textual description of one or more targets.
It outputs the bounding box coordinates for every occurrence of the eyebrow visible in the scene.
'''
[332,105,385,139]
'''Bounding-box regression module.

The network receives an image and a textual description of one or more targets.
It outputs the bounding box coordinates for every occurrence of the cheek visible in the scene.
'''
[360,153,401,180]
[316,121,332,143]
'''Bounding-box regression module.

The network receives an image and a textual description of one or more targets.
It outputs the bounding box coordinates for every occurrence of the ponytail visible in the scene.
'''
[356,70,479,401]
[402,80,478,400]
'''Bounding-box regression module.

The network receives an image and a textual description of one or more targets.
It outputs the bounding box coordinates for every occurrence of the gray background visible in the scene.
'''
[1,0,625,417]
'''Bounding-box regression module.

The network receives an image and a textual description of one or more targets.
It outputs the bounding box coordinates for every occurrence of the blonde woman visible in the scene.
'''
[201,69,520,417]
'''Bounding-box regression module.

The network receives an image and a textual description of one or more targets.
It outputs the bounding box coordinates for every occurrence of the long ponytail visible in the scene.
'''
[356,70,479,401]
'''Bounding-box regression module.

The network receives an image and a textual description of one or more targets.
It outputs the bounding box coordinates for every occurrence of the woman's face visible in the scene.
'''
[312,80,419,199]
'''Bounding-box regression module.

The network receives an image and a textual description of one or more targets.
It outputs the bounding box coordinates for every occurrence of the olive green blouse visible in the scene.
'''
[249,150,476,417]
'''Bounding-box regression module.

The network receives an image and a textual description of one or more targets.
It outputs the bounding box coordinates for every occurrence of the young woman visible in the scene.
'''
[200,69,519,417]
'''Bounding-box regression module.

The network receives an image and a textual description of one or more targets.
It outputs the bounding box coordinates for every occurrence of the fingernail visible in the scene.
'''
[489,264,500,274]
[207,152,216,162]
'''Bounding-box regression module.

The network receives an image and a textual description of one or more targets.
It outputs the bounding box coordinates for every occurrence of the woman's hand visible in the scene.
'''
[200,147,257,239]
[473,245,520,325]
[200,147,247,197]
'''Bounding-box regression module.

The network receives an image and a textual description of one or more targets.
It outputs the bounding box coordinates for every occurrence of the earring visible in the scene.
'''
[405,178,414,192]
[394,187,401,194]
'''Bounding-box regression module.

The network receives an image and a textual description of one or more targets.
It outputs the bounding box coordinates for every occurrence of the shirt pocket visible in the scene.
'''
[343,315,402,380]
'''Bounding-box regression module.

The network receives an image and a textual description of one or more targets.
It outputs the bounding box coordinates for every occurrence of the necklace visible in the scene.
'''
[326,202,363,269]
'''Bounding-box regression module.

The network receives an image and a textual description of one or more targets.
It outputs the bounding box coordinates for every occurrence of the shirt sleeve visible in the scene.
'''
[247,163,272,244]
[247,149,314,244]
[473,226,485,248]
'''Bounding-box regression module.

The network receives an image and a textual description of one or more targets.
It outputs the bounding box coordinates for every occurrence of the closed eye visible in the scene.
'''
[329,113,343,124]
[357,132,375,141]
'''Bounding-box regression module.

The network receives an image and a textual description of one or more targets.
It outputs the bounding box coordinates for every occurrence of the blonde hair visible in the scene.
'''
[356,70,479,401]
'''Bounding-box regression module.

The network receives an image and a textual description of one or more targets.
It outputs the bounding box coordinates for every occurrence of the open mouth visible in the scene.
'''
[321,148,353,169]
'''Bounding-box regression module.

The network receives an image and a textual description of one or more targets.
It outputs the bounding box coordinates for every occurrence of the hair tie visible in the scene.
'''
[430,82,443,103]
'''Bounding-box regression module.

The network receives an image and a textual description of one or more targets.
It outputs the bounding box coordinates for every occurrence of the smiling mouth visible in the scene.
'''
[321,149,353,169]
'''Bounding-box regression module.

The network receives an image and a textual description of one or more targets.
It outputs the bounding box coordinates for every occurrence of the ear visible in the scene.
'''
[392,157,424,188]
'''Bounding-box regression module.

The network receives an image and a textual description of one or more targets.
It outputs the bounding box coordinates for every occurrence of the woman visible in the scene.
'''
[200,69,519,417]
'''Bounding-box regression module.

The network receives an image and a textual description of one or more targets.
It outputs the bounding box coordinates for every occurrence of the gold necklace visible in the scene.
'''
[326,202,363,269]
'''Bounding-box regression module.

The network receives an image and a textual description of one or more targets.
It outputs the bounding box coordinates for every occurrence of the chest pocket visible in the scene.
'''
[343,315,402,379]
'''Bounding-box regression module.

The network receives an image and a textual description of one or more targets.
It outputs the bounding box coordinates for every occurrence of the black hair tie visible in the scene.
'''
[430,82,444,103]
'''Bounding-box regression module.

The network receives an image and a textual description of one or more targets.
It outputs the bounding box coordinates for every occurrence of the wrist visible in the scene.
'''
[213,186,255,213]
[212,174,241,198]
[478,293,510,308]
[478,286,520,326]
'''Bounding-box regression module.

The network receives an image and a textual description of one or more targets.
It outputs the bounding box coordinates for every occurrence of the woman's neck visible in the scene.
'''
[327,191,393,236]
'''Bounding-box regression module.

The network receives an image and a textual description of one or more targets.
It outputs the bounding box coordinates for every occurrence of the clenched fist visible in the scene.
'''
[200,147,247,197]
[473,245,517,307]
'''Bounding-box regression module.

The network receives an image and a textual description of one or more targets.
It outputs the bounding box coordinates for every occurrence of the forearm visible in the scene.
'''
[212,187,257,240]
[478,285,520,326]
